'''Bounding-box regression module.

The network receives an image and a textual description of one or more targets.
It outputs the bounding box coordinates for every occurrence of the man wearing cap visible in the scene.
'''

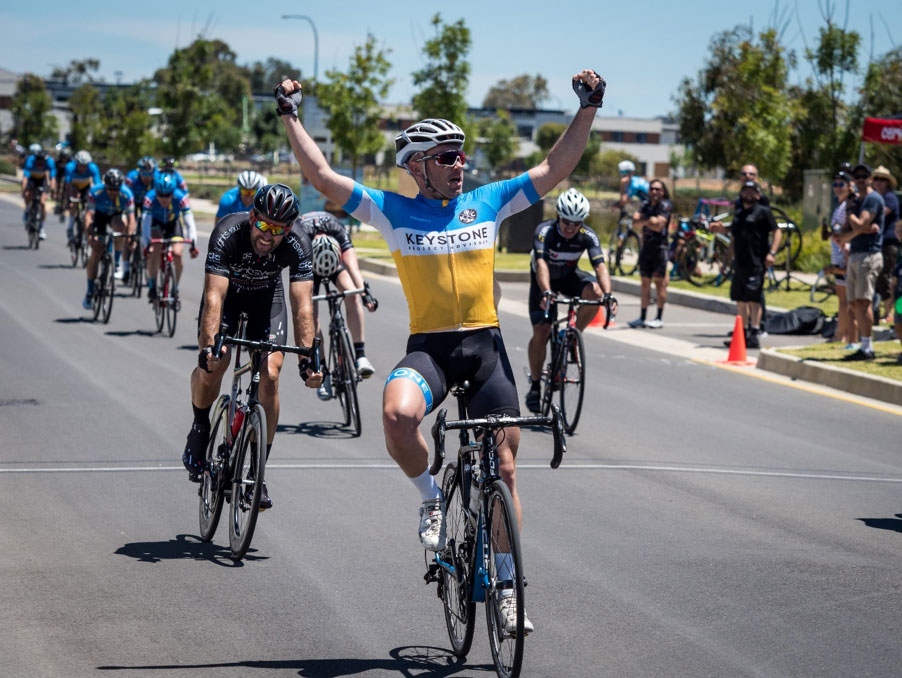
[871,166,899,323]
[834,163,884,360]
[711,180,780,348]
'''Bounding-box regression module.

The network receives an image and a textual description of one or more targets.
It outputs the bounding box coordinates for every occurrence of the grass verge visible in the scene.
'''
[777,341,902,382]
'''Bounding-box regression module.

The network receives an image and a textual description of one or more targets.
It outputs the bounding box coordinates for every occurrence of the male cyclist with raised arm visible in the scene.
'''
[64,150,102,244]
[525,188,615,412]
[21,144,56,239]
[182,184,323,510]
[297,210,378,389]
[82,169,136,309]
[217,170,267,220]
[141,173,198,302]
[277,68,606,634]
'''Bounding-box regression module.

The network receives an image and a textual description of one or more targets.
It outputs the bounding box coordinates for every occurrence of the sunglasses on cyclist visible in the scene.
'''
[253,219,287,236]
[239,187,256,196]
[560,218,580,227]
[426,149,467,167]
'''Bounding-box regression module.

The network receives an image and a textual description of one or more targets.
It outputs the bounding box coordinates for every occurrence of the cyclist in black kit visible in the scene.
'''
[525,188,615,413]
[628,178,674,329]
[182,184,323,509]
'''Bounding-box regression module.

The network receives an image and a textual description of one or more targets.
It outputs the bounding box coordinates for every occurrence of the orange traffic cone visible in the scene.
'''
[588,306,614,328]
[718,315,754,365]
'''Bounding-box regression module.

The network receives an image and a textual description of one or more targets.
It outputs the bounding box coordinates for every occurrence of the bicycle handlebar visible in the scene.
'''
[148,237,194,246]
[429,405,567,476]
[312,286,365,302]
[541,292,614,329]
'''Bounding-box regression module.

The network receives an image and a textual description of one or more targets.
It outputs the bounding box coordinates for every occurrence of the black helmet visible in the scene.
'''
[253,183,299,223]
[160,156,177,172]
[137,156,156,172]
[103,168,125,190]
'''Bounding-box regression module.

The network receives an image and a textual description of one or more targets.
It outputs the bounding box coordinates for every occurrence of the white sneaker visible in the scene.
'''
[418,497,446,551]
[645,318,663,329]
[38,228,47,240]
[316,373,332,401]
[498,595,534,636]
[114,266,124,280]
[356,356,375,379]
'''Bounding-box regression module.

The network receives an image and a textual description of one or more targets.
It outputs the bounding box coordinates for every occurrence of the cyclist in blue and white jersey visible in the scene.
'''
[54,143,73,218]
[616,159,649,209]
[125,156,158,220]
[64,150,102,243]
[216,170,266,220]
[159,156,189,193]
[82,169,136,309]
[277,68,606,635]
[21,145,57,238]
[142,173,198,302]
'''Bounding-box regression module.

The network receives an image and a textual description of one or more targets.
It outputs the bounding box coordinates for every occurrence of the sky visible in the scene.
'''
[2,0,900,119]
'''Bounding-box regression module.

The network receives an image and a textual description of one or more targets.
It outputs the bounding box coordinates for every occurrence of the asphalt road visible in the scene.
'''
[1,197,901,678]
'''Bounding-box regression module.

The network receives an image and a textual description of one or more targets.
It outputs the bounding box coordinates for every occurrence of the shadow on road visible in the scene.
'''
[97,645,492,677]
[55,317,94,324]
[2,245,31,251]
[105,329,157,338]
[37,263,80,270]
[277,421,356,439]
[858,515,902,534]
[114,534,266,567]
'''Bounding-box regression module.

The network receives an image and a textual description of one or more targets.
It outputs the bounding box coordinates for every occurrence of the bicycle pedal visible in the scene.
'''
[424,562,442,585]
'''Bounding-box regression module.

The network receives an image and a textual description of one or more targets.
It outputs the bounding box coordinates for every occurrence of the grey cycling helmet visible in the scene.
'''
[394,118,465,169]
[253,183,300,222]
[237,170,265,191]
[74,150,92,165]
[617,160,636,175]
[28,143,42,155]
[103,168,125,190]
[311,235,342,277]
[556,188,590,221]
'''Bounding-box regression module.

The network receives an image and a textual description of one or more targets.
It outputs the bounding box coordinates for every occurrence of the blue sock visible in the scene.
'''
[86,279,95,295]
[114,251,121,266]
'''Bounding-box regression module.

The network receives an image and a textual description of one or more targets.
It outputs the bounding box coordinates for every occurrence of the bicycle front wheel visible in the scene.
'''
[559,329,586,434]
[440,462,476,657]
[339,328,361,436]
[809,274,833,303]
[229,404,267,561]
[484,480,526,678]
[539,334,558,418]
[101,260,115,324]
[130,247,143,297]
[618,230,641,276]
[607,231,622,274]
[69,239,80,267]
[153,268,166,333]
[164,262,178,337]
[199,395,229,542]
[772,208,802,267]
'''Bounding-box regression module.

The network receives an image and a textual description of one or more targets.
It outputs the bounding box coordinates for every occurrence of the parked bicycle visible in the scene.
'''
[198,314,320,561]
[147,236,192,337]
[536,292,612,434]
[675,211,733,287]
[766,207,804,291]
[68,197,89,268]
[90,231,123,324]
[312,281,371,437]
[425,383,566,678]
[25,185,45,250]
[607,208,641,276]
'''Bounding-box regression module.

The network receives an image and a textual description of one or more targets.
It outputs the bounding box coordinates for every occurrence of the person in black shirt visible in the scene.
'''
[712,181,781,348]
[182,184,323,507]
[628,178,673,328]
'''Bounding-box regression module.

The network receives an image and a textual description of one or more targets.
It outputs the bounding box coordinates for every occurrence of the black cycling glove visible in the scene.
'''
[198,347,214,373]
[298,358,314,382]
[573,73,606,109]
[274,85,303,118]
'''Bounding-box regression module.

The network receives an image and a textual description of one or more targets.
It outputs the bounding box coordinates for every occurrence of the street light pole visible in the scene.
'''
[281,14,319,83]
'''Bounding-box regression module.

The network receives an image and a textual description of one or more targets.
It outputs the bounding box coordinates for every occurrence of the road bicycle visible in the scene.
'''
[424,383,567,678]
[198,314,319,561]
[312,281,370,437]
[766,207,804,291]
[25,186,45,250]
[68,197,89,268]
[809,267,838,303]
[675,212,734,287]
[127,233,144,297]
[607,208,640,276]
[90,230,124,324]
[147,236,192,337]
[537,292,612,434]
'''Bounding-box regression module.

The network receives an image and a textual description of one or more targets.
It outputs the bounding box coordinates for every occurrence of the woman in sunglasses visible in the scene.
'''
[183,183,323,509]
[821,170,857,348]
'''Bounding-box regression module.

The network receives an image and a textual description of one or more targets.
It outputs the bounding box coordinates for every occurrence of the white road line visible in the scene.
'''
[3,463,902,483]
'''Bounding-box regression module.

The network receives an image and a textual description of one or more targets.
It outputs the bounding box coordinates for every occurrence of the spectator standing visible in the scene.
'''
[835,164,884,361]
[871,166,899,324]
[628,179,673,328]
[820,169,858,348]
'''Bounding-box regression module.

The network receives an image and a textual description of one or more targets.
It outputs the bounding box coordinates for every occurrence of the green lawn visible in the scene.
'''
[666,277,839,316]
[778,341,902,382]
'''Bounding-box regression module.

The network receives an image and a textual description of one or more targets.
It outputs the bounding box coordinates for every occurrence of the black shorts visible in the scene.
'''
[197,279,288,346]
[385,327,519,418]
[528,269,596,325]
[26,178,47,191]
[312,268,345,294]
[151,219,181,240]
[730,266,765,302]
[638,244,668,278]
[92,211,126,236]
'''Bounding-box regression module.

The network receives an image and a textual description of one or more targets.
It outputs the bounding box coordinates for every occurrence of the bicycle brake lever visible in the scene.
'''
[429,409,447,476]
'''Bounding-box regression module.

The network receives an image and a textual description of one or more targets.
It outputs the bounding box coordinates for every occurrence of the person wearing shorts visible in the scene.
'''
[629,179,673,329]
[822,169,857,348]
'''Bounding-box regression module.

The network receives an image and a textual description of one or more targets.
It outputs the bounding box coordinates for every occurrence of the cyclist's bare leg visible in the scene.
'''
[257,351,284,445]
[496,426,523,529]
[172,243,185,284]
[338,270,365,343]
[189,354,230,410]
[527,322,552,381]
[85,239,104,279]
[736,301,751,329]
[382,378,429,477]
[576,284,603,331]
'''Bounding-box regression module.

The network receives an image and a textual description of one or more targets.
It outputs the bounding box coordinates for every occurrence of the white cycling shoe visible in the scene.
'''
[418,497,446,551]
[499,595,534,636]
[356,356,375,379]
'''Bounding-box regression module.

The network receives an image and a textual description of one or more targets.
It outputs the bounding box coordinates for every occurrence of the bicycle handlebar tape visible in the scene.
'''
[429,409,448,476]
[274,85,302,118]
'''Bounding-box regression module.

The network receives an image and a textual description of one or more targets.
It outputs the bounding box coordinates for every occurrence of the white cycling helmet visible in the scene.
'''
[74,150,92,165]
[311,234,342,277]
[556,188,590,222]
[237,170,265,191]
[394,118,465,168]
[28,143,42,155]
[618,160,636,175]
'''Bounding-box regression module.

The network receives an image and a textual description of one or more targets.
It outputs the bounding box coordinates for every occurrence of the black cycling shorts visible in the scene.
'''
[197,278,288,346]
[92,211,126,236]
[730,266,765,302]
[638,244,668,278]
[385,327,519,418]
[312,267,346,295]
[528,269,596,325]
[150,219,181,240]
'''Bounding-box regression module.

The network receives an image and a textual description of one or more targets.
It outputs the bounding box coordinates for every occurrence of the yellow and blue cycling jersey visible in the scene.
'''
[87,184,135,216]
[342,172,540,334]
[23,155,57,181]
[64,160,102,190]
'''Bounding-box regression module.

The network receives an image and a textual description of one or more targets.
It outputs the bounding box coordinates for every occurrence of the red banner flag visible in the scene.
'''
[862,118,902,145]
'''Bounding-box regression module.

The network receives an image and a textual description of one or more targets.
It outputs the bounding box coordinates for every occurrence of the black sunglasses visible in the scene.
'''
[853,174,869,180]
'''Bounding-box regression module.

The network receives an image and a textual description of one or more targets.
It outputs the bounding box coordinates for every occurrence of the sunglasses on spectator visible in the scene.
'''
[425,149,467,167]
[253,218,287,236]
[853,174,869,180]
[650,185,664,191]
[832,182,847,188]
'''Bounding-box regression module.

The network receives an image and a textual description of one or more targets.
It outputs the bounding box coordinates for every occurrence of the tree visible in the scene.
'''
[153,38,250,157]
[853,46,902,170]
[102,83,157,163]
[482,74,549,109]
[50,59,101,86]
[10,74,58,145]
[476,110,518,172]
[535,122,566,153]
[806,20,859,161]
[411,15,471,131]
[317,33,393,181]
[68,83,103,151]
[244,57,302,92]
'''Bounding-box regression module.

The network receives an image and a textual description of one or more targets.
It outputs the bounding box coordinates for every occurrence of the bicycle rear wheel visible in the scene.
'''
[69,239,81,267]
[165,263,178,337]
[338,328,361,436]
[154,266,166,333]
[130,245,143,297]
[199,395,229,542]
[101,259,115,324]
[809,273,834,303]
[772,208,801,267]
[618,230,641,276]
[484,479,526,678]
[229,404,267,561]
[440,462,476,657]
[559,329,585,434]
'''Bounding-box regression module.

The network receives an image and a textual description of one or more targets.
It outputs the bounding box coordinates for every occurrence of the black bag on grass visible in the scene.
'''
[764,306,826,335]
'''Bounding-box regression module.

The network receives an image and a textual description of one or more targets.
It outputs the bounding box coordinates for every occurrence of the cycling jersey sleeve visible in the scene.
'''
[64,161,74,183]
[141,211,153,247]
[47,158,57,179]
[183,212,197,244]
[533,221,553,259]
[583,227,605,267]
[285,230,314,282]
[90,164,102,187]
[23,156,34,178]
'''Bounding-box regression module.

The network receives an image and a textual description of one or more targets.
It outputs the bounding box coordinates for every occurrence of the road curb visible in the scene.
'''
[756,348,902,406]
